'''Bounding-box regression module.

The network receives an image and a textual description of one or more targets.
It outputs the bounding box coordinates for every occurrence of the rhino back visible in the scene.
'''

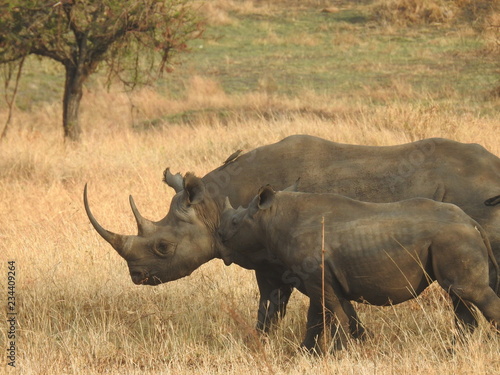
[264,193,470,254]
[202,135,500,209]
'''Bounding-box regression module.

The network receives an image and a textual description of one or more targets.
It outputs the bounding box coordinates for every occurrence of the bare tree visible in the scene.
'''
[0,0,203,141]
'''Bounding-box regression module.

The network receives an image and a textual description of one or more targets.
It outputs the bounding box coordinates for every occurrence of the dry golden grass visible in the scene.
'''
[371,0,456,26]
[0,81,499,374]
[370,0,500,45]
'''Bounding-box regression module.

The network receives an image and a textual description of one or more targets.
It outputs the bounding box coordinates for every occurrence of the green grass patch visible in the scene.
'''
[3,3,499,116]
[161,6,498,113]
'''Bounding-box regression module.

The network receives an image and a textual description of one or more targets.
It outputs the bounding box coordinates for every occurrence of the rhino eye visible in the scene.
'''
[232,217,238,226]
[154,240,177,257]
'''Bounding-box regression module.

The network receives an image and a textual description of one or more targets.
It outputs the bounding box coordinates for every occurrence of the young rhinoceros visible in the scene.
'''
[218,186,500,352]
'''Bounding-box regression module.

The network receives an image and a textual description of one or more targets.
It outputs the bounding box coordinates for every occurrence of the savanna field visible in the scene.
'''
[1,0,499,373]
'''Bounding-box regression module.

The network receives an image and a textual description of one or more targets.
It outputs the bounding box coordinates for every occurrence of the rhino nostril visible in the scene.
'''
[130,271,148,285]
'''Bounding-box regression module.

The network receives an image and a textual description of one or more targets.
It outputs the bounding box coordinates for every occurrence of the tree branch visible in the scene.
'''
[62,2,85,46]
[30,46,69,65]
[1,56,25,140]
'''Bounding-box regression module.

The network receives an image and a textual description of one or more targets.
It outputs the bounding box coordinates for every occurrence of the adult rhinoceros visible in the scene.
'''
[84,135,500,333]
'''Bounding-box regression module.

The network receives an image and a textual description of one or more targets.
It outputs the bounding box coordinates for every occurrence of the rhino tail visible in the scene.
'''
[484,195,500,206]
[475,223,500,294]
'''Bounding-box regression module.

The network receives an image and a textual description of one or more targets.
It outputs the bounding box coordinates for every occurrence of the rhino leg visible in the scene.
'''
[432,231,500,337]
[301,303,350,354]
[341,299,368,340]
[457,287,500,331]
[254,266,368,340]
[451,296,478,338]
[301,301,325,353]
[301,277,351,354]
[450,287,500,343]
[255,268,293,333]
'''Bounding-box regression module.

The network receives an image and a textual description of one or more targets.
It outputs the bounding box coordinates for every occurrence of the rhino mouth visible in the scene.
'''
[131,271,162,286]
[140,277,165,286]
[131,276,148,285]
[150,276,165,285]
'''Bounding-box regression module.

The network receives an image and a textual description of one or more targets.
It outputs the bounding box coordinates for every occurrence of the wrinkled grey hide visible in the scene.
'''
[219,187,500,352]
[84,135,500,333]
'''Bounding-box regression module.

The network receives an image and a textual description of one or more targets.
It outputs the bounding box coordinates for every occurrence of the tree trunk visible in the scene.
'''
[63,65,84,142]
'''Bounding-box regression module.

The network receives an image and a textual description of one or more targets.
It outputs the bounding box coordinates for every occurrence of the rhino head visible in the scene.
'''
[219,196,261,253]
[219,181,298,255]
[84,171,228,286]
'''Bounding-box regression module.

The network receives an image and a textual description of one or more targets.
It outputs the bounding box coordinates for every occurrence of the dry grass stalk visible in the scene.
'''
[321,216,327,353]
[0,82,499,373]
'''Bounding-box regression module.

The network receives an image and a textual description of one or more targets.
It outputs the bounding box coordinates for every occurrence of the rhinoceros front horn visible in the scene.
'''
[129,195,158,236]
[84,184,131,257]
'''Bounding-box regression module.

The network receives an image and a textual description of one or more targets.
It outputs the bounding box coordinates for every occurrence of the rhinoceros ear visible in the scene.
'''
[163,168,184,193]
[183,172,205,205]
[257,185,276,210]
